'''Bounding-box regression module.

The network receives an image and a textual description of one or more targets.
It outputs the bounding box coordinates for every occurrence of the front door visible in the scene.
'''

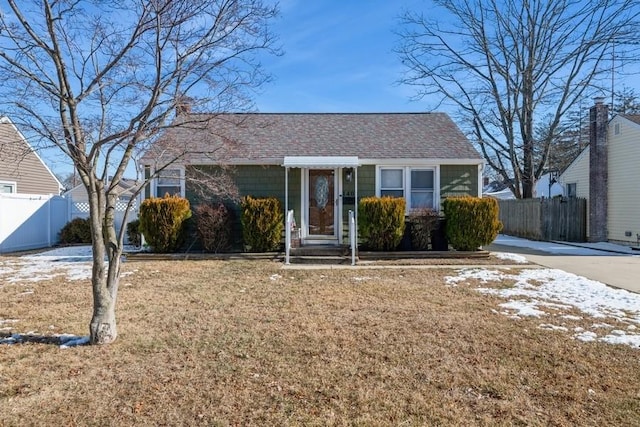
[307,169,337,240]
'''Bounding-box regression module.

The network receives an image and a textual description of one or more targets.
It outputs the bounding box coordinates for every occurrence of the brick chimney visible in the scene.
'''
[589,97,608,242]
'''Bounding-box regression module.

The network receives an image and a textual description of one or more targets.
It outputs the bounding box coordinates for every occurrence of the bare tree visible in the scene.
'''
[0,0,278,344]
[398,0,640,198]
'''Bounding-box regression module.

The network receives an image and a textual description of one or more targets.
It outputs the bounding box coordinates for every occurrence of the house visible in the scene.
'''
[483,174,563,200]
[141,113,484,247]
[558,98,640,245]
[64,177,139,203]
[0,116,63,195]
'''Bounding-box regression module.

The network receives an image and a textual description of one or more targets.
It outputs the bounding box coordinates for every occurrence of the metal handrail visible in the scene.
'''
[285,209,294,265]
[349,209,356,265]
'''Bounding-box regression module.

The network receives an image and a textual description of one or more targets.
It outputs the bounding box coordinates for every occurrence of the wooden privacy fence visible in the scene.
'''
[498,197,587,242]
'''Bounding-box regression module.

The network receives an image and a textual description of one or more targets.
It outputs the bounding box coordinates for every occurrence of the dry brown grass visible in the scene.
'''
[1,259,639,426]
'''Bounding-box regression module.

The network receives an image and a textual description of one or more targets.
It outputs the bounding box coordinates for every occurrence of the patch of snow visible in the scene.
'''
[592,323,613,329]
[493,235,628,256]
[353,276,378,282]
[600,333,640,348]
[269,274,282,281]
[499,300,546,317]
[59,335,90,349]
[539,324,568,332]
[575,331,598,342]
[447,266,640,349]
[493,252,528,264]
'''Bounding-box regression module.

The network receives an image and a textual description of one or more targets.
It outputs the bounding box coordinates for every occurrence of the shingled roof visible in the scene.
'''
[142,112,482,166]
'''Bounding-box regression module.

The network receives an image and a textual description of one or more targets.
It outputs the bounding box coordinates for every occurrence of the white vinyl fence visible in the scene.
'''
[0,193,68,253]
[0,193,139,254]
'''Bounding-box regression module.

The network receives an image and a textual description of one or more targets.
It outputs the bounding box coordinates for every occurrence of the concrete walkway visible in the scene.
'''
[487,235,640,294]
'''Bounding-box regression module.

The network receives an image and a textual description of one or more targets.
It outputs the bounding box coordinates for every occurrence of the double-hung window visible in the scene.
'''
[378,167,436,210]
[0,181,16,193]
[380,169,404,197]
[156,169,182,197]
[409,169,434,209]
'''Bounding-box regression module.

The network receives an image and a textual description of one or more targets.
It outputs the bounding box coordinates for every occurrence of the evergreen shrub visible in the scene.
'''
[59,217,92,244]
[442,196,502,251]
[358,196,406,251]
[126,219,141,247]
[240,196,283,252]
[139,194,192,252]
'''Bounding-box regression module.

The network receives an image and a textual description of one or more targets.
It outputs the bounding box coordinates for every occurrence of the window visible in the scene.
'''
[380,169,404,197]
[0,181,16,193]
[614,123,620,135]
[156,169,182,197]
[378,167,436,210]
[410,169,435,209]
[567,183,577,198]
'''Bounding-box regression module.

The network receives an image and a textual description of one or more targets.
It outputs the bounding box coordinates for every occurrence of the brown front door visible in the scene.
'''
[308,169,336,237]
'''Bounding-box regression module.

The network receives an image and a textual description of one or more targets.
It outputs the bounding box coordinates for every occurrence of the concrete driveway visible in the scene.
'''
[487,235,640,294]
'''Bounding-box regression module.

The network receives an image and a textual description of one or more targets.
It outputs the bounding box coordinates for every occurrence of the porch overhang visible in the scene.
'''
[282,156,360,169]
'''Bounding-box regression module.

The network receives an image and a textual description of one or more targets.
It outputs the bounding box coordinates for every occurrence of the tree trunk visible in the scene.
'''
[90,287,117,344]
[87,182,122,345]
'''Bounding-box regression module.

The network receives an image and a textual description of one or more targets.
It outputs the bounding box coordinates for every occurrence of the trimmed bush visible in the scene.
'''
[408,208,440,250]
[194,203,232,253]
[139,194,192,253]
[126,219,141,247]
[59,217,92,244]
[358,196,406,251]
[442,196,502,251]
[241,196,283,252]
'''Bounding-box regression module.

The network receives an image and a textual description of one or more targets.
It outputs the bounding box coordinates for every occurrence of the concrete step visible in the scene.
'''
[288,255,356,265]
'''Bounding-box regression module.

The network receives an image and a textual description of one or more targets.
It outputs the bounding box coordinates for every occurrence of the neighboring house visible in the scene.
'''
[141,113,483,247]
[533,173,564,198]
[0,116,63,195]
[482,175,562,200]
[558,98,640,245]
[64,178,139,203]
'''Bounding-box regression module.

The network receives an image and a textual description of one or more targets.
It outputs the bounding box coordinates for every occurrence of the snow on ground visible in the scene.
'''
[492,252,528,263]
[0,245,134,348]
[445,267,640,349]
[0,245,93,284]
[493,234,635,256]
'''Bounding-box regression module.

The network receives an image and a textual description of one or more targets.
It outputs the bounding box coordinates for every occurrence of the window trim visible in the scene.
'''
[153,167,185,198]
[376,166,439,212]
[0,180,17,194]
[566,182,577,198]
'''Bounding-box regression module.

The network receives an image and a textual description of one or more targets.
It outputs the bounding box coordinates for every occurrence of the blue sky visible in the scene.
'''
[253,0,427,113]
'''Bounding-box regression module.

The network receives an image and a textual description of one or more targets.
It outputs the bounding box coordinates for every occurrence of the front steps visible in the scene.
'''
[288,245,356,264]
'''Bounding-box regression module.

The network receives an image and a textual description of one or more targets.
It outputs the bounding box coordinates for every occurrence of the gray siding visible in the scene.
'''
[440,165,478,201]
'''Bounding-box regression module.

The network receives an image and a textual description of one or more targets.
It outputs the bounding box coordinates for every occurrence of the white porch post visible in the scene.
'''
[285,167,290,264]
[285,166,289,216]
[355,167,358,247]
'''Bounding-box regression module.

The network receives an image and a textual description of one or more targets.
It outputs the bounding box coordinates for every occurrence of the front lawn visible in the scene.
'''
[1,258,639,426]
